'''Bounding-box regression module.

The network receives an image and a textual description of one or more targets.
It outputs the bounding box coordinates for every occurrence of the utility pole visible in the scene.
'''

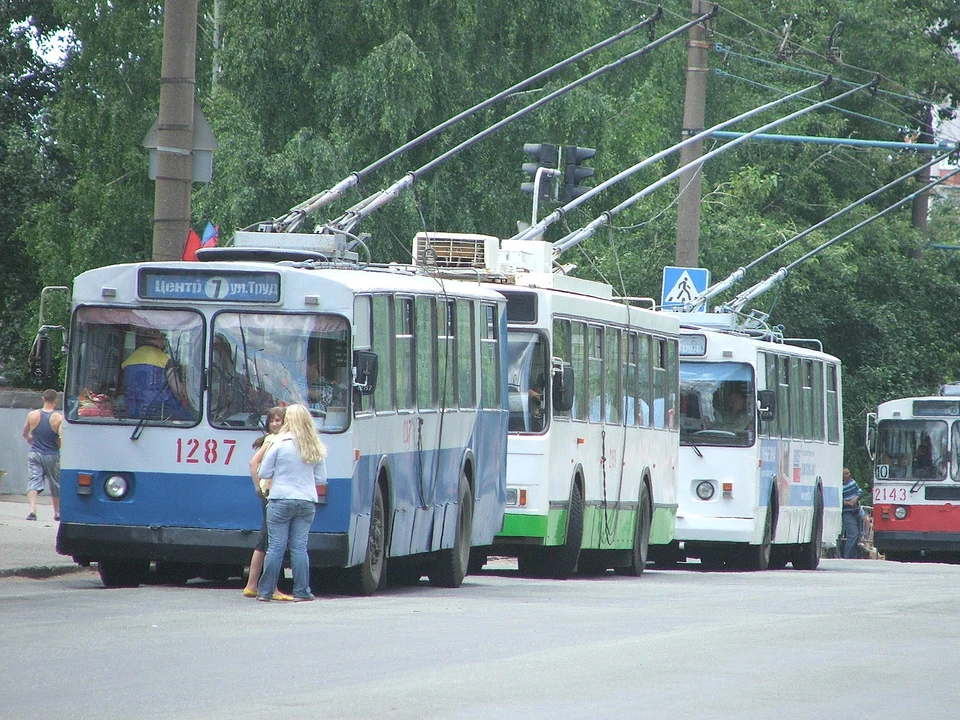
[909,103,935,258]
[152,0,199,261]
[675,0,711,268]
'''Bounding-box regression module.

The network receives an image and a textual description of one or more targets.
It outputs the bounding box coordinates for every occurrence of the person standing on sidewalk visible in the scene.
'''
[841,467,863,559]
[22,389,63,521]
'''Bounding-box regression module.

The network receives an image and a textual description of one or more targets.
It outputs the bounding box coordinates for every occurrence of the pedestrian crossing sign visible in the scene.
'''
[661,266,710,311]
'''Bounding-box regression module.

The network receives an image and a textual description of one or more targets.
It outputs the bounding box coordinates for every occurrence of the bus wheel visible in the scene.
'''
[544,481,584,579]
[429,473,474,588]
[98,559,148,588]
[745,499,775,571]
[346,482,386,596]
[616,483,651,576]
[793,487,824,570]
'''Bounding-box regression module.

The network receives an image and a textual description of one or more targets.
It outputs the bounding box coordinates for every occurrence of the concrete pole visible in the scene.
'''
[152,0,198,262]
[675,0,711,268]
[911,104,934,231]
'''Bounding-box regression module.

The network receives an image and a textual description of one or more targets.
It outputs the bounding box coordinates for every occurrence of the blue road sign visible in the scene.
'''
[662,266,710,310]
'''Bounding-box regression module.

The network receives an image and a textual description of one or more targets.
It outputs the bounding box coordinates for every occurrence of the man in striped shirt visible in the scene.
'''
[841,467,863,559]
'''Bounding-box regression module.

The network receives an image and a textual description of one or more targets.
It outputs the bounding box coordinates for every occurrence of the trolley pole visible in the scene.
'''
[675,0,712,268]
[152,0,199,262]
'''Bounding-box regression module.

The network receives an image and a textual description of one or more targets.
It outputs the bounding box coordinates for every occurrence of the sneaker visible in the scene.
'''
[292,594,315,602]
[25,513,36,521]
[272,591,294,602]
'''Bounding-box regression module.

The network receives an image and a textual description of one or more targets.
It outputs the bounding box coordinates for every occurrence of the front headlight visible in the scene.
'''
[893,506,908,520]
[104,475,129,500]
[695,481,715,500]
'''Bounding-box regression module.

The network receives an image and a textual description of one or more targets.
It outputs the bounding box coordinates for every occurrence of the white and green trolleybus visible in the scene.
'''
[412,233,680,577]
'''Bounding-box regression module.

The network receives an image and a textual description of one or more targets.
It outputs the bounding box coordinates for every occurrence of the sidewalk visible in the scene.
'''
[0,495,84,578]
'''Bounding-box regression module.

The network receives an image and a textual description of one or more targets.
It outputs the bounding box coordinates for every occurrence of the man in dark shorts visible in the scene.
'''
[22,389,63,521]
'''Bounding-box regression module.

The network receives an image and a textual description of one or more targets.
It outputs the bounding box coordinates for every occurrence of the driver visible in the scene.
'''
[121,328,193,420]
[712,382,752,433]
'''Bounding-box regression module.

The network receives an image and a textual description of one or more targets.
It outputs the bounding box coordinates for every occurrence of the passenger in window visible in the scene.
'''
[913,434,937,478]
[711,382,752,433]
[120,328,193,421]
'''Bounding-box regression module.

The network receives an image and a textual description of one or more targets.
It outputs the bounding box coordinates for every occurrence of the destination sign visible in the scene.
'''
[139,269,281,303]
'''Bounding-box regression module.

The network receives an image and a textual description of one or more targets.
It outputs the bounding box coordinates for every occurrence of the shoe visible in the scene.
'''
[54,515,60,521]
[292,594,315,602]
[255,596,270,602]
[242,588,257,598]
[272,591,294,602]
[26,513,36,521]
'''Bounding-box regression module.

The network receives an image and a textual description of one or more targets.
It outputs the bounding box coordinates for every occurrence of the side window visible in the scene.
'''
[354,296,373,414]
[438,300,457,409]
[479,303,500,409]
[790,357,802,440]
[395,297,415,411]
[826,363,840,444]
[372,295,393,413]
[812,361,825,441]
[623,332,638,427]
[553,318,571,420]
[667,337,678,430]
[588,325,603,423]
[571,321,587,421]
[457,298,475,408]
[778,355,791,438]
[802,359,814,440]
[637,334,651,427]
[605,327,621,425]
[653,338,668,429]
[763,352,779,438]
[416,296,436,410]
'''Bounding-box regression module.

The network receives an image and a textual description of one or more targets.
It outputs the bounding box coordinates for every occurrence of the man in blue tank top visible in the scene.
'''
[22,389,63,521]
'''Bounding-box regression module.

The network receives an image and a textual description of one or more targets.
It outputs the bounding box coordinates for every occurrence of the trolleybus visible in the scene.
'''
[412,233,680,578]
[42,231,509,593]
[661,319,843,570]
[867,384,960,561]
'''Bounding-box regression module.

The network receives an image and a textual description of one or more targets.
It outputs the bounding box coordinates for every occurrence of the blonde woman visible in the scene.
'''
[242,406,293,600]
[256,404,327,602]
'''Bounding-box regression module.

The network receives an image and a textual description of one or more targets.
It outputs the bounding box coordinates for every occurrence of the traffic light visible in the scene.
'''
[562,146,596,203]
[521,143,559,200]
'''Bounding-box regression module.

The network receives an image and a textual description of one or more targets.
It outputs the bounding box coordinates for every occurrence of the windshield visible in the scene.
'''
[679,361,755,447]
[876,419,948,481]
[66,307,204,426]
[506,330,548,433]
[211,313,351,432]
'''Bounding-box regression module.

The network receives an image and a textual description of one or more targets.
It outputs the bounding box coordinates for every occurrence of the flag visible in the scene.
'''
[202,221,219,248]
[182,227,202,262]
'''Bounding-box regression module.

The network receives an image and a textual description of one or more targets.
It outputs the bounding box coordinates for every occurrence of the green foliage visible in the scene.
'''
[4,0,960,478]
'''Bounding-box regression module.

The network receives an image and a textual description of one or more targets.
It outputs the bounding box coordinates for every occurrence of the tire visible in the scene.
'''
[346,481,386,596]
[793,487,824,570]
[98,559,148,588]
[616,483,651,577]
[543,481,584,579]
[749,499,775,571]
[429,473,474,588]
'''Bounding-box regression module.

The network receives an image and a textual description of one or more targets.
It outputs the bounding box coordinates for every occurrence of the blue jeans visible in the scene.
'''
[841,510,861,559]
[257,499,316,599]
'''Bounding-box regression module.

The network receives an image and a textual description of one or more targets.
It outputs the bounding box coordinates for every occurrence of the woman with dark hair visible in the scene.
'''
[242,406,293,601]
[256,404,327,602]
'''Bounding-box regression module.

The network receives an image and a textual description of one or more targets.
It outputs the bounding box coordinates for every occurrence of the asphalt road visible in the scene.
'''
[2,557,958,720]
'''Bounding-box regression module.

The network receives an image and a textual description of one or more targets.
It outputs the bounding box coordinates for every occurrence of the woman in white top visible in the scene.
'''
[255,404,327,602]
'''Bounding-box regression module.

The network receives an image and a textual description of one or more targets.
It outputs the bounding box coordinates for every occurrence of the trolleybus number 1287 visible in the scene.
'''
[175,437,238,466]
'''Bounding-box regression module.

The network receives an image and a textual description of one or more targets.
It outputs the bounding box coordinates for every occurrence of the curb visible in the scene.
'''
[0,564,90,580]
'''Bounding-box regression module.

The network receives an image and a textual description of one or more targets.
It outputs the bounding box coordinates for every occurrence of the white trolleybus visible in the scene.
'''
[412,233,680,578]
[41,232,509,593]
[867,384,960,561]
[659,317,843,570]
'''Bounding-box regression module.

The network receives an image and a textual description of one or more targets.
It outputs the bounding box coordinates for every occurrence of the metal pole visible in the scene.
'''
[152,0,198,262]
[675,0,712,268]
